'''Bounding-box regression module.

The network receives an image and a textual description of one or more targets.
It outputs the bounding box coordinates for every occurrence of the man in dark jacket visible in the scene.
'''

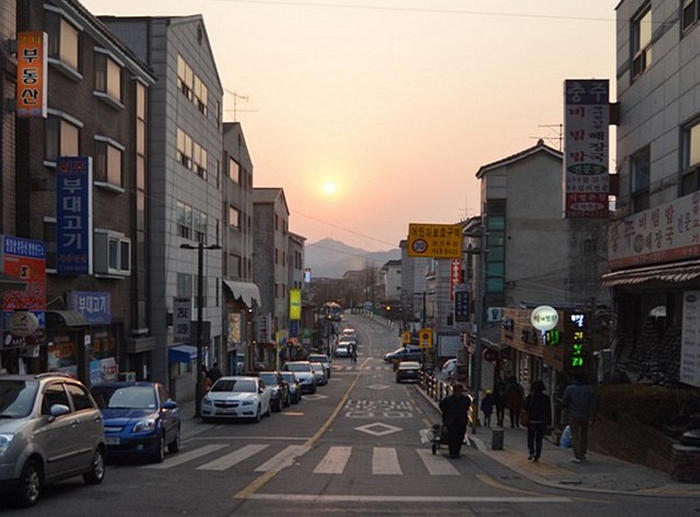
[562,371,598,463]
[439,384,472,458]
[523,380,552,462]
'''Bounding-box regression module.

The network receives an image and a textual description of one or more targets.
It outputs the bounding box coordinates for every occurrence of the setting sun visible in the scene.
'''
[323,182,336,195]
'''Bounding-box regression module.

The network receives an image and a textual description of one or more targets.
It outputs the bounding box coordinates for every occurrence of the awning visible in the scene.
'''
[602,259,700,287]
[45,310,89,327]
[223,280,260,307]
[169,344,199,363]
[0,272,25,291]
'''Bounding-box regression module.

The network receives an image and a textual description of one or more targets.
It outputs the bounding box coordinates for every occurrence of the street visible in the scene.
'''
[2,314,698,516]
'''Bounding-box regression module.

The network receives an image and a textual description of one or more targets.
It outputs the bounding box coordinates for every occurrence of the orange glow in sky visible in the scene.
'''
[80,0,618,251]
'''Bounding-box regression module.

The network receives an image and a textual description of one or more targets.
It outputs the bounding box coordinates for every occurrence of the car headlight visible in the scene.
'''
[132,418,157,433]
[202,396,213,407]
[0,433,15,453]
[241,400,253,406]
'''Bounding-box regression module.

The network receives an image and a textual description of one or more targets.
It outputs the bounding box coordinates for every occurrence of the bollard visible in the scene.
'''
[491,428,505,450]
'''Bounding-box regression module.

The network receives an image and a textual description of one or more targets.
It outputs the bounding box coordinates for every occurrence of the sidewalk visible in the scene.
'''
[416,386,700,498]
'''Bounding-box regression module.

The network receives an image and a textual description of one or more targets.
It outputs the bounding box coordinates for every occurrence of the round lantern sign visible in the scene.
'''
[530,305,559,332]
[6,310,40,337]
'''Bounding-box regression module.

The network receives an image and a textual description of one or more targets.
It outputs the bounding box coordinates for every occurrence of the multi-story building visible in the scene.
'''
[6,0,155,384]
[221,121,258,373]
[288,231,308,349]
[603,0,700,389]
[399,239,429,326]
[253,187,290,366]
[102,15,224,398]
[1,0,17,239]
[380,259,402,304]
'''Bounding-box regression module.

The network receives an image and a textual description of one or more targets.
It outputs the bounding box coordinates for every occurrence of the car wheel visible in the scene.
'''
[273,398,282,412]
[266,400,272,417]
[253,406,262,423]
[284,393,291,407]
[152,435,166,463]
[168,426,181,454]
[83,447,106,485]
[14,458,42,508]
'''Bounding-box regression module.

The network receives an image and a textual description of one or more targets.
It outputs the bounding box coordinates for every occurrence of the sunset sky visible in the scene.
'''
[80,0,618,251]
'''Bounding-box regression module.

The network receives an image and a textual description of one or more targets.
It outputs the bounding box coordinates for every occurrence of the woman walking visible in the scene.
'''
[523,380,552,462]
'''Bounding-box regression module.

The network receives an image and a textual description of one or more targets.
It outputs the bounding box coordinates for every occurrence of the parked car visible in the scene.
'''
[280,371,302,404]
[341,327,357,340]
[396,361,422,383]
[442,358,457,379]
[384,345,423,364]
[308,353,332,379]
[282,361,317,394]
[335,343,350,358]
[200,376,271,423]
[310,361,328,385]
[0,373,106,507]
[90,381,181,463]
[256,371,290,411]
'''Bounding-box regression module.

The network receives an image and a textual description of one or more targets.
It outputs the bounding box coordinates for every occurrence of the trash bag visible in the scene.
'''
[560,425,572,448]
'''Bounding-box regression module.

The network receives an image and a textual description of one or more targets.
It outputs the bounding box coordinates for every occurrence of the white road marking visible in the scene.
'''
[313,446,352,474]
[244,494,573,503]
[142,444,228,469]
[372,447,402,475]
[196,444,269,471]
[254,445,310,472]
[416,449,460,476]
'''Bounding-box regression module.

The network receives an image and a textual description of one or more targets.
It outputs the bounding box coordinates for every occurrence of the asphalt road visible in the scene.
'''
[4,314,699,516]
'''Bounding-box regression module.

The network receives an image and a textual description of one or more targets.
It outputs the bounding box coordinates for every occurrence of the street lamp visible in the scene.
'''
[180,242,221,418]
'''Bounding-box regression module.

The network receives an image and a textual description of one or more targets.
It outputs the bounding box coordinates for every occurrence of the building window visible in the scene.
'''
[194,75,208,115]
[631,5,652,79]
[94,138,124,187]
[177,55,193,100]
[177,272,193,297]
[177,201,193,239]
[47,13,80,71]
[194,210,207,244]
[94,52,122,102]
[229,158,240,183]
[45,115,80,162]
[44,219,57,271]
[682,120,700,195]
[683,0,699,32]
[631,147,650,212]
[176,128,193,169]
[228,254,241,278]
[229,206,240,228]
[193,142,207,179]
[94,229,131,276]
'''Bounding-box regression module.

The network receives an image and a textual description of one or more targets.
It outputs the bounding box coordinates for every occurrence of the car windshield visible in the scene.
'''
[286,363,310,373]
[280,372,297,382]
[258,373,279,386]
[308,355,328,363]
[92,386,157,410]
[400,362,420,369]
[212,379,256,393]
[311,363,323,372]
[0,380,38,418]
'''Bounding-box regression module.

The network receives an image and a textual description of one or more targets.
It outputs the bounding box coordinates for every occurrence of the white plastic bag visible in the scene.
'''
[560,425,572,448]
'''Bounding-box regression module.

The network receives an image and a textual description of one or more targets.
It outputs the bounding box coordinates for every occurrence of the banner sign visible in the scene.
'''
[56,157,93,275]
[68,291,111,325]
[681,291,700,388]
[16,31,47,118]
[173,297,192,342]
[454,290,469,323]
[407,223,461,259]
[563,79,610,219]
[289,288,301,320]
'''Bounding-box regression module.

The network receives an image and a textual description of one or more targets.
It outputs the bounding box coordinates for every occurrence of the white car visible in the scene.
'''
[335,343,350,358]
[201,376,271,423]
[310,362,327,385]
[283,361,317,394]
[442,358,457,379]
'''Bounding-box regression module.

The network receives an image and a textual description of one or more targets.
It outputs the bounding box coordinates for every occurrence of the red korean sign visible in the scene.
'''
[16,31,47,118]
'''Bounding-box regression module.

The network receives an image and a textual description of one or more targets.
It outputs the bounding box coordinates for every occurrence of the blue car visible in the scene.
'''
[90,381,181,463]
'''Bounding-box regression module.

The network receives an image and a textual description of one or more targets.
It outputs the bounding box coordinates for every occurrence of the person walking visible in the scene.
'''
[438,384,472,458]
[480,389,494,427]
[523,380,552,462]
[505,376,525,428]
[493,377,506,427]
[562,371,598,463]
[208,361,222,383]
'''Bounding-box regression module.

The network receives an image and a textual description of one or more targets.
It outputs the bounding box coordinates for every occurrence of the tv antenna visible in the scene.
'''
[531,123,563,151]
[224,89,258,121]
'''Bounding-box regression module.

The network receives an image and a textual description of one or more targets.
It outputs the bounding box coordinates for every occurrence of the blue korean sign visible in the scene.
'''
[56,157,93,275]
[289,320,299,338]
[68,291,111,325]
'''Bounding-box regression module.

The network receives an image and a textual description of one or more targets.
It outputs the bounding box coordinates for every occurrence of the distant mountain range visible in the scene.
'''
[305,238,401,279]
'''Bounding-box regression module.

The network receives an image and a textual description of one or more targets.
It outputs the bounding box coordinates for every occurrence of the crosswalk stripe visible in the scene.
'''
[372,447,402,475]
[416,449,460,476]
[255,445,310,472]
[313,446,352,474]
[196,444,269,471]
[142,444,228,469]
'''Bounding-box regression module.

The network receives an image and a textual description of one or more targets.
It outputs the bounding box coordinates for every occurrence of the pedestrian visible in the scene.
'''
[505,376,525,428]
[208,361,222,383]
[493,377,506,427]
[561,371,598,463]
[200,366,212,394]
[438,383,472,459]
[480,389,494,427]
[523,380,552,462]
[350,343,357,363]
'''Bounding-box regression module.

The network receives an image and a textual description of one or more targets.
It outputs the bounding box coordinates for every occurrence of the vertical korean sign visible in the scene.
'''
[289,288,301,320]
[1,236,46,348]
[56,157,93,275]
[563,79,610,219]
[174,297,192,342]
[681,292,700,388]
[16,31,47,118]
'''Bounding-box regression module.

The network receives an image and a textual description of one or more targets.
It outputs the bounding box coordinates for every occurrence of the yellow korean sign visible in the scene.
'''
[289,288,301,320]
[401,331,412,344]
[407,223,461,259]
[418,328,433,349]
[16,31,47,118]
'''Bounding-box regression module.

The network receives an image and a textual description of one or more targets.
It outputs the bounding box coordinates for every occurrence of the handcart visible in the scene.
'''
[419,423,449,455]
